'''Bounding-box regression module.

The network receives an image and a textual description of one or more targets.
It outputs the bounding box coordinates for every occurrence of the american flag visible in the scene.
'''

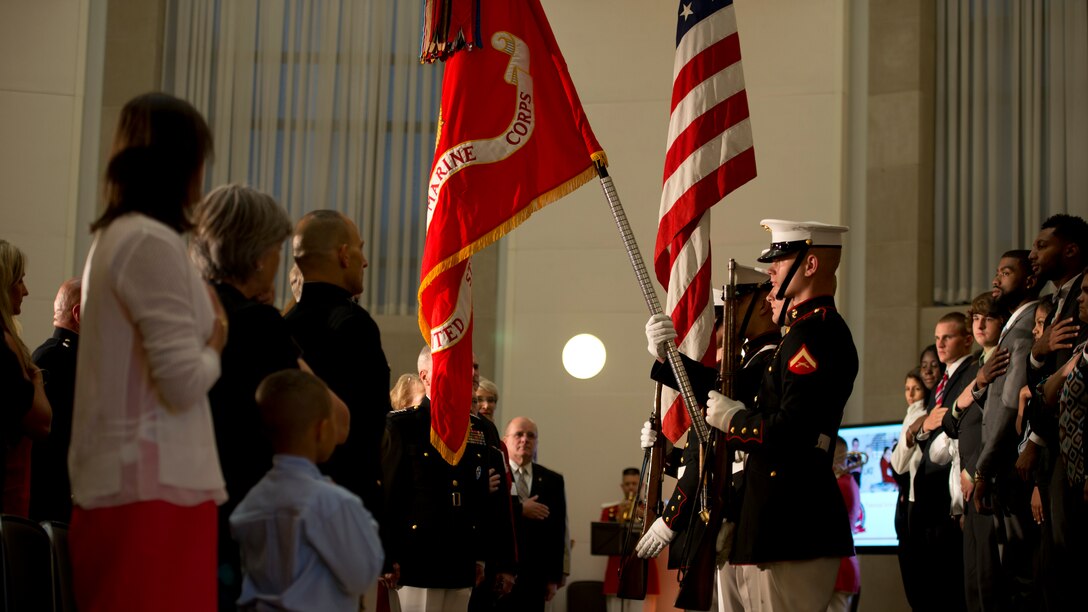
[654,0,757,442]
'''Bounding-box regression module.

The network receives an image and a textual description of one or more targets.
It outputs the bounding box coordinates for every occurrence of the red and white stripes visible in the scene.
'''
[654,1,756,442]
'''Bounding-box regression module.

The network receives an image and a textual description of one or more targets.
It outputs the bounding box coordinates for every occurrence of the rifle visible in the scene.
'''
[675,259,740,611]
[616,383,666,600]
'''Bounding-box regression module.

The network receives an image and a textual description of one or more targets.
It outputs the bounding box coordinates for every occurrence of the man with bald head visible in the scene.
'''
[285,210,390,515]
[500,416,567,612]
[30,278,81,522]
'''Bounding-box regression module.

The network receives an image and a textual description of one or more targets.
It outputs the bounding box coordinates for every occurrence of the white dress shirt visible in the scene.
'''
[927,434,964,516]
[70,214,226,508]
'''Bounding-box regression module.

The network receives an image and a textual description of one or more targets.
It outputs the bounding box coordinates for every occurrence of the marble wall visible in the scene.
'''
[0,0,90,343]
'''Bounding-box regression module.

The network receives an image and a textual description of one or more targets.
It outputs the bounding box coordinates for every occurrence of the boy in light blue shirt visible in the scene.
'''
[231,370,383,611]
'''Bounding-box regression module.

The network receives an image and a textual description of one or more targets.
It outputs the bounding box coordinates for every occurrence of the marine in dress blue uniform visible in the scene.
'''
[706,220,858,611]
[643,267,781,569]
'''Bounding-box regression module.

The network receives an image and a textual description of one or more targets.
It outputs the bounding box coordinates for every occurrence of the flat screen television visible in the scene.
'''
[837,420,904,553]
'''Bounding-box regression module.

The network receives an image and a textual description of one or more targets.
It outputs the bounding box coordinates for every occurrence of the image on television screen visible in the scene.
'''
[838,420,904,552]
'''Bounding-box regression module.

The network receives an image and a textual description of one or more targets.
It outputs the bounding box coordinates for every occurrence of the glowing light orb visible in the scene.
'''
[562,334,606,379]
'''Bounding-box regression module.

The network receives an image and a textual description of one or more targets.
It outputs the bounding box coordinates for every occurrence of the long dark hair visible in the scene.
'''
[92,93,213,233]
[906,368,931,406]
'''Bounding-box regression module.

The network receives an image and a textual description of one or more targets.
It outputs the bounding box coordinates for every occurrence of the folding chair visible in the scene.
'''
[566,580,606,612]
[0,514,55,612]
[40,522,73,612]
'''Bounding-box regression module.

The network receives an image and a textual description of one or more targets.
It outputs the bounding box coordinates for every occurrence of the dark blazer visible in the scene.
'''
[285,281,391,513]
[30,327,79,522]
[210,284,301,512]
[1027,273,1086,447]
[381,400,514,589]
[723,296,858,565]
[208,283,301,610]
[958,402,985,477]
[1038,273,1085,373]
[503,462,566,611]
[913,354,976,522]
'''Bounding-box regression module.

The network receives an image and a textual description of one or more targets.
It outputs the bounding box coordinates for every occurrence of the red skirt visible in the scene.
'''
[70,500,217,612]
[3,437,32,516]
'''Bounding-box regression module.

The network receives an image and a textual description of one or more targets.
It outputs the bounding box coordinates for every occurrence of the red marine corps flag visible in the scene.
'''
[654,0,757,442]
[419,0,605,464]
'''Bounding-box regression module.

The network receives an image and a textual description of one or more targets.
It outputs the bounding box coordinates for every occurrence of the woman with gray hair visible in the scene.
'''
[191,184,349,609]
[475,377,499,422]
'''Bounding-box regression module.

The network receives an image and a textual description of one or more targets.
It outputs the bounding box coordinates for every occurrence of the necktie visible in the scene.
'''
[934,371,949,406]
[1058,345,1088,484]
[516,468,530,501]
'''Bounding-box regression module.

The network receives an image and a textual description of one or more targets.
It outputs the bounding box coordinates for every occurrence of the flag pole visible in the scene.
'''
[593,158,710,446]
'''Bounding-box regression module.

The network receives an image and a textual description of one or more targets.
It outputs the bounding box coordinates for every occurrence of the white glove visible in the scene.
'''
[645,314,677,361]
[635,517,675,559]
[640,421,657,449]
[706,390,744,432]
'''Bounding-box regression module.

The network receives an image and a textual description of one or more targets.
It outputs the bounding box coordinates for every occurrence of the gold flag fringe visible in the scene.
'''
[432,420,472,465]
[417,156,604,341]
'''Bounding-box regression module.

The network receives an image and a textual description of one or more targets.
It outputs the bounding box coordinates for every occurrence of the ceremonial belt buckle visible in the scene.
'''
[452,492,462,507]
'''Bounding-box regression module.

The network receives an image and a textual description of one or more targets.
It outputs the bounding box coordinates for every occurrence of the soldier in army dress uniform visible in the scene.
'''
[380,345,516,612]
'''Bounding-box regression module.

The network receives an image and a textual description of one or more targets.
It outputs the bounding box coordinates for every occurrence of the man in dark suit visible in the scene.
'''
[1025,215,1087,490]
[499,416,567,612]
[285,210,391,515]
[910,311,976,611]
[974,250,1043,609]
[1028,214,1088,384]
[1026,214,1088,610]
[30,278,81,523]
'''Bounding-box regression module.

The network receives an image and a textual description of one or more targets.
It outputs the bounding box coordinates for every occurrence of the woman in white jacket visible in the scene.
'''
[891,369,930,609]
[68,93,226,612]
